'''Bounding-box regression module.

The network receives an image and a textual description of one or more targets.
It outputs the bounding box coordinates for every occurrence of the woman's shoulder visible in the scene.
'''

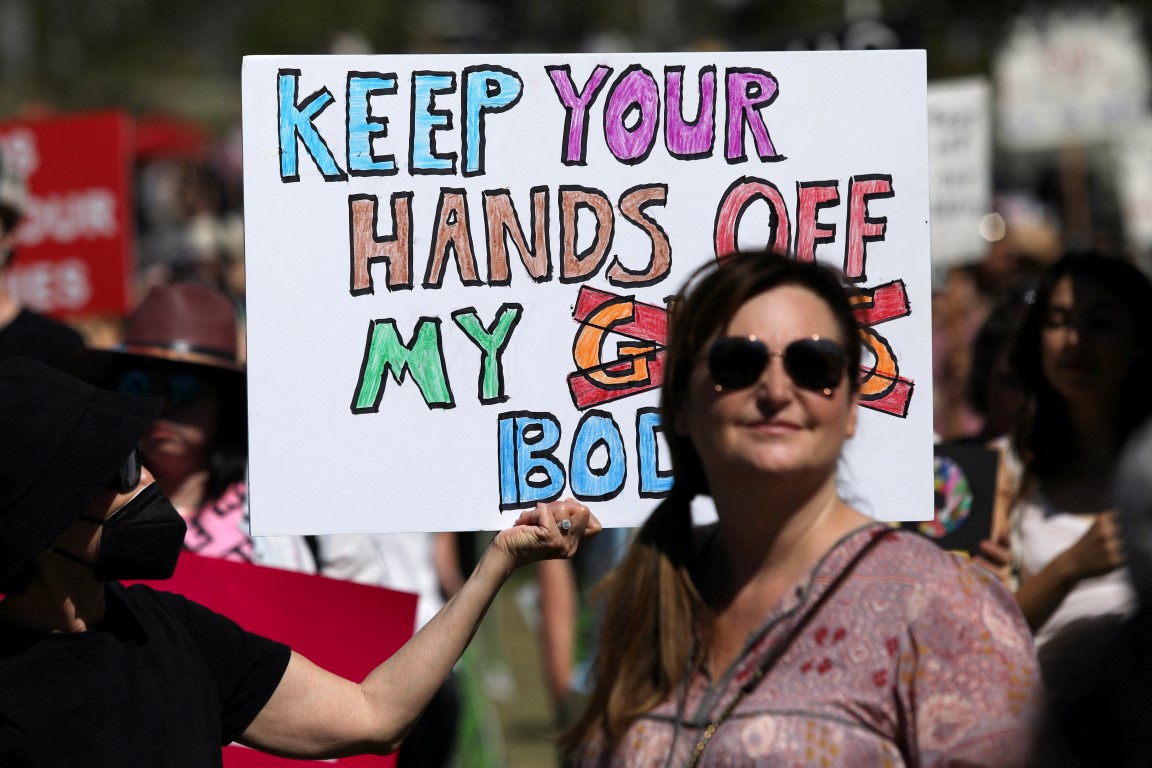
[840,523,956,568]
[878,525,962,561]
[809,524,968,596]
[834,529,1038,692]
[886,530,1031,627]
[853,527,1020,606]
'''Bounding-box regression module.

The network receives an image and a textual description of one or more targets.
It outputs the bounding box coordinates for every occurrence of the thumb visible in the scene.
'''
[584,512,603,539]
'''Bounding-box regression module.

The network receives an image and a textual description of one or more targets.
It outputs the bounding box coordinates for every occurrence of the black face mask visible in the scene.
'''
[54,483,187,581]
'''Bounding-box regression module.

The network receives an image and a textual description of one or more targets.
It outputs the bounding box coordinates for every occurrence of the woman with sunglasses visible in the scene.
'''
[563,252,1039,767]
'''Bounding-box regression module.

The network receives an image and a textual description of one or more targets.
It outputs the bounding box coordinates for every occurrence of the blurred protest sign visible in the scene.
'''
[927,78,991,267]
[138,552,417,768]
[1115,119,1152,250]
[0,111,135,317]
[995,7,1150,151]
[241,51,933,534]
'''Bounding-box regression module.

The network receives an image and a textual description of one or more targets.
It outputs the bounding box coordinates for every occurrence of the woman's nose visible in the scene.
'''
[756,353,792,403]
[1062,322,1083,346]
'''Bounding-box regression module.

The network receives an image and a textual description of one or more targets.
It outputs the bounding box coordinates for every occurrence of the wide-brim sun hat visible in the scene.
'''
[71,282,246,401]
[0,358,161,586]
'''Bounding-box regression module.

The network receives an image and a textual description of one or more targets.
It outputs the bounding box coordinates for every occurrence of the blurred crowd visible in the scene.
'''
[133,130,247,323]
[3,17,1152,760]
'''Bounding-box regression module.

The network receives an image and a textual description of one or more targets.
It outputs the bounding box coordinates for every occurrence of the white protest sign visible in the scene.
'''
[241,51,933,535]
[996,8,1150,151]
[927,78,990,267]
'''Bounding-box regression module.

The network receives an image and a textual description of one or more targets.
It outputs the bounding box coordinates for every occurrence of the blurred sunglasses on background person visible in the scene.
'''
[69,283,246,411]
[117,367,204,408]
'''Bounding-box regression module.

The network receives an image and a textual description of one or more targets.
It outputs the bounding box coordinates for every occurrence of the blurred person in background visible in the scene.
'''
[960,287,1031,446]
[135,159,245,307]
[957,286,1031,573]
[1027,416,1152,767]
[0,144,84,368]
[565,252,1039,767]
[73,282,314,569]
[978,252,1152,702]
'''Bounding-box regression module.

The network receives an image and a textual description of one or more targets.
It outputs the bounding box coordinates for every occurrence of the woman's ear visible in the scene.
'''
[844,390,860,439]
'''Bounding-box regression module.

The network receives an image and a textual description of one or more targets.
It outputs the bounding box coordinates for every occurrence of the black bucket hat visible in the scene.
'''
[0,358,161,586]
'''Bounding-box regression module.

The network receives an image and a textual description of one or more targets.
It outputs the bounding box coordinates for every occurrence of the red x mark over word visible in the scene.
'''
[852,279,915,418]
[567,286,668,409]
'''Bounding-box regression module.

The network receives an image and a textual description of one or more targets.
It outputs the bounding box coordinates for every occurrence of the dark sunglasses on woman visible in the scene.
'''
[109,445,142,493]
[708,335,848,396]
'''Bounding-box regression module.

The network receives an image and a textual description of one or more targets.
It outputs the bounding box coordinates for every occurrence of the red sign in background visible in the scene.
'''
[0,110,134,317]
[137,553,418,767]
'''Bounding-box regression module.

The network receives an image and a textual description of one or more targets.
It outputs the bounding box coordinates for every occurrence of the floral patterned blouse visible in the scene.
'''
[580,525,1041,768]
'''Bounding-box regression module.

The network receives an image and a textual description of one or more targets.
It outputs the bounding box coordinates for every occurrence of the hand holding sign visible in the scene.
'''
[492,498,601,575]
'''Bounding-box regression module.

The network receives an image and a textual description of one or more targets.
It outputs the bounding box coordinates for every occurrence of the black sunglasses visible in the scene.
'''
[117,368,203,407]
[707,335,848,396]
[109,445,142,493]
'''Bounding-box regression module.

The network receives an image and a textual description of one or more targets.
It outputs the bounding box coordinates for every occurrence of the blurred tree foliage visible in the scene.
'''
[0,0,1138,129]
[0,0,416,125]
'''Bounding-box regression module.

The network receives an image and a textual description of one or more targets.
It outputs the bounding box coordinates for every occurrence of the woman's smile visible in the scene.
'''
[741,415,803,435]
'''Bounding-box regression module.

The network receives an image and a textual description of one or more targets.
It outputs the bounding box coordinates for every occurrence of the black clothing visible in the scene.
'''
[0,308,84,370]
[1030,605,1152,767]
[0,582,290,767]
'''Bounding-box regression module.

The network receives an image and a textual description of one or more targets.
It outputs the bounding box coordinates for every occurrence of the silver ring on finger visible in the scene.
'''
[558,518,572,534]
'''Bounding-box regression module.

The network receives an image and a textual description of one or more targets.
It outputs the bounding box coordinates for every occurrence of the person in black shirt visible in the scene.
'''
[0,357,598,765]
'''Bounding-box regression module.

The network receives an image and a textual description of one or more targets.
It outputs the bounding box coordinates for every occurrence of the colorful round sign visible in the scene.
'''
[924,455,973,539]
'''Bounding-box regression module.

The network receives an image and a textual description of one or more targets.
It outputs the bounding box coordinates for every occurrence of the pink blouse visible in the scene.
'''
[580,525,1041,768]
[182,481,252,562]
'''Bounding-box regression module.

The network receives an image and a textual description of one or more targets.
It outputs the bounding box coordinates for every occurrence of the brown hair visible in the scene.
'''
[560,251,862,753]
[1010,252,1152,481]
